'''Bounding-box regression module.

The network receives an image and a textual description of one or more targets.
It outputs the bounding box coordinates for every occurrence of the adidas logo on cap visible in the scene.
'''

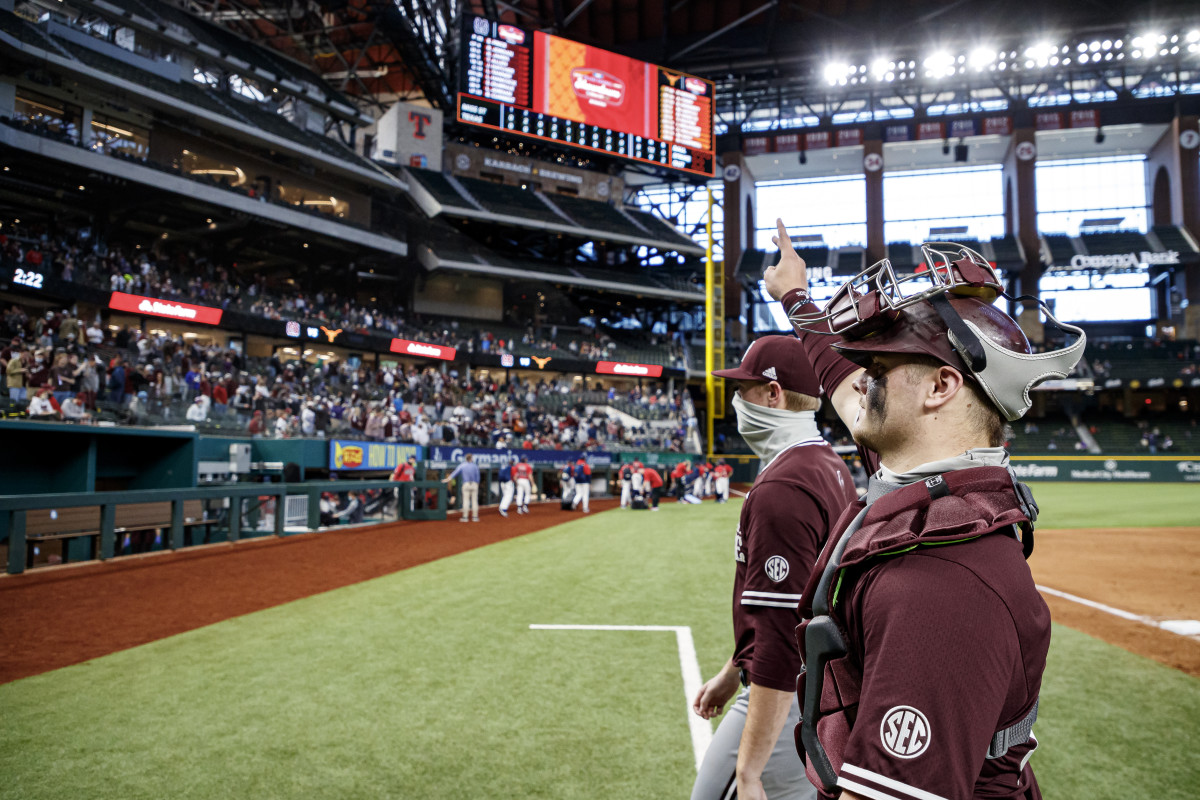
[762,366,778,380]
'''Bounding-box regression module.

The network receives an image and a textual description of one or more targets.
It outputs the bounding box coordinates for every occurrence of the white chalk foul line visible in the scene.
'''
[1036,585,1200,638]
[529,624,712,771]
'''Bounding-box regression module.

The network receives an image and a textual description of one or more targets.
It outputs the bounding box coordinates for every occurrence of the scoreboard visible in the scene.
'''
[458,16,714,177]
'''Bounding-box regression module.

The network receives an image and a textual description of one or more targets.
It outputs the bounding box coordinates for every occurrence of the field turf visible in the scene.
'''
[1,484,1197,799]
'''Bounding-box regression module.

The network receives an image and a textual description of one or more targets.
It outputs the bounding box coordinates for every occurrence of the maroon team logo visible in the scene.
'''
[880,706,931,759]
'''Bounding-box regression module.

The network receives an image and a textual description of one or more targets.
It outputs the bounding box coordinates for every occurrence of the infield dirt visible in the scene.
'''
[1029,526,1200,677]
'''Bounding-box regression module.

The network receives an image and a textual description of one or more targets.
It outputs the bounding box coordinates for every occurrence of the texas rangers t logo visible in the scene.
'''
[880,706,931,758]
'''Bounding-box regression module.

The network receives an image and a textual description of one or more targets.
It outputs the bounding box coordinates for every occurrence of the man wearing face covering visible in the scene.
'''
[691,335,858,800]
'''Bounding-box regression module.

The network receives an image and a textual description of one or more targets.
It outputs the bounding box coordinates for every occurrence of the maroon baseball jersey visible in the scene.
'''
[732,437,858,692]
[830,533,1049,800]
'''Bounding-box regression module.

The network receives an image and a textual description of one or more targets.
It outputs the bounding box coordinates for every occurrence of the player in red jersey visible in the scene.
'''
[390,454,418,512]
[639,465,664,509]
[712,459,734,503]
[764,222,1085,800]
[670,459,691,500]
[692,336,857,800]
[513,456,534,514]
[390,454,417,483]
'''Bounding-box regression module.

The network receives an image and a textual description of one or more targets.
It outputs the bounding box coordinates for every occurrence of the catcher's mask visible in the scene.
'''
[790,243,1085,421]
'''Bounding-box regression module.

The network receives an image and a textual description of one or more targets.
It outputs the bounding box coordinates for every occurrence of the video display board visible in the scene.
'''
[458,16,714,177]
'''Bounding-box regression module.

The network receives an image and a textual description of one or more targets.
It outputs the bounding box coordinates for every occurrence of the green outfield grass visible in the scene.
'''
[1,497,1197,799]
[1026,482,1200,528]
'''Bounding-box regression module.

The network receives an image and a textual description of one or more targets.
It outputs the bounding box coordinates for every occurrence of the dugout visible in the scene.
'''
[0,420,197,494]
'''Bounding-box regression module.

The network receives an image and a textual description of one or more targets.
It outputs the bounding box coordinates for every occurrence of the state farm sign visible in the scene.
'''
[596,360,664,378]
[109,292,224,325]
[389,338,456,361]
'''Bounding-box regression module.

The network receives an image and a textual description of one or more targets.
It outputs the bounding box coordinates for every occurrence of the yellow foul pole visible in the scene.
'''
[704,188,715,460]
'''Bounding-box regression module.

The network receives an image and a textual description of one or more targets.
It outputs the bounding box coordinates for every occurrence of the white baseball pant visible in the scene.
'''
[572,482,590,513]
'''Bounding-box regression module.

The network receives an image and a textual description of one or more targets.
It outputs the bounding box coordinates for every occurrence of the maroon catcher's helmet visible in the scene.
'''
[791,243,1086,421]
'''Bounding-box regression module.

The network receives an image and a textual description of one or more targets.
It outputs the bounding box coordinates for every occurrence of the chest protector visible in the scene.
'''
[794,466,1039,794]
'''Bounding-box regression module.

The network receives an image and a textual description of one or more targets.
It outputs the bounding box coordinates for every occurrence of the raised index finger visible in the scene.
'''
[774,218,796,254]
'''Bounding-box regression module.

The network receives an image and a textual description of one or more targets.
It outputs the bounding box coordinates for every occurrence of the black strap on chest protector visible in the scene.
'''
[801,476,946,791]
[800,502,873,791]
[1008,470,1039,559]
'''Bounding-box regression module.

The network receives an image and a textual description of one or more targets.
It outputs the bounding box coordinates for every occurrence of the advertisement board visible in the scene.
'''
[389,338,457,361]
[1009,456,1200,482]
[329,440,424,471]
[595,360,664,378]
[615,451,697,467]
[427,446,613,469]
[109,292,224,325]
[457,15,714,176]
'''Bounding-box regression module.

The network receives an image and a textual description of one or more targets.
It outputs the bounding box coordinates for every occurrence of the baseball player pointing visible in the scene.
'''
[692,336,857,800]
[764,220,1085,800]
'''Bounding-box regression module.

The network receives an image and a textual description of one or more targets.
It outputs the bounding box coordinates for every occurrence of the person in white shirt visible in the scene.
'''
[185,396,208,422]
[412,416,430,447]
[27,387,59,419]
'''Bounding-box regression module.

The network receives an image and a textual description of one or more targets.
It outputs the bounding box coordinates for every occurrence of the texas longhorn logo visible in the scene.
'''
[531,356,552,370]
[320,326,343,343]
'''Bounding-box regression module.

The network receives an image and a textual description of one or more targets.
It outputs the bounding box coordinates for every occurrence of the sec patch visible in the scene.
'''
[764,555,789,582]
[880,705,931,759]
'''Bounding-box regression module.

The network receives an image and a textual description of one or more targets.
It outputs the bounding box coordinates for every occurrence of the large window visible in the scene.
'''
[1040,272,1153,322]
[13,91,81,143]
[89,114,149,160]
[633,182,724,261]
[1036,156,1148,235]
[756,175,867,250]
[883,165,1005,243]
[753,280,843,332]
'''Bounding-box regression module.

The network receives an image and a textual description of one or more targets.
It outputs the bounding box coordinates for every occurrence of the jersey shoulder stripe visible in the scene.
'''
[839,764,950,800]
[740,598,799,608]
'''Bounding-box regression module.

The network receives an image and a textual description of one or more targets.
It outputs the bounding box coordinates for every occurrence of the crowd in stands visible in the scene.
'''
[2,221,684,367]
[1,300,692,452]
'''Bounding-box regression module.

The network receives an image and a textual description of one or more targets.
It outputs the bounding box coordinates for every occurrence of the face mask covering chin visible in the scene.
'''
[733,392,821,469]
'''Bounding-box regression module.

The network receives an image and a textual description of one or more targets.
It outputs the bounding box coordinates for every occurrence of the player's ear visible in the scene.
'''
[768,381,785,409]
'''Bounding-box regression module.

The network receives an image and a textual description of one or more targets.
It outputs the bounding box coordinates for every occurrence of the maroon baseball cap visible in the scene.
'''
[713,335,821,396]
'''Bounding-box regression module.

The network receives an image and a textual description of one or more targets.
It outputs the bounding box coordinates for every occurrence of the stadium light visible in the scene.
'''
[924,52,955,78]
[824,62,853,85]
[1025,42,1056,67]
[871,58,889,80]
[969,47,994,70]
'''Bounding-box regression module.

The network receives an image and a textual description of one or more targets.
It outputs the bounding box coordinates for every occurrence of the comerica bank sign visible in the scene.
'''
[1068,251,1180,269]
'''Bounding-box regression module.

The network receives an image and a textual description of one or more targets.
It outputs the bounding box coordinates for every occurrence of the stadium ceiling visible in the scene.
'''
[185,1,1200,133]
[182,0,459,114]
